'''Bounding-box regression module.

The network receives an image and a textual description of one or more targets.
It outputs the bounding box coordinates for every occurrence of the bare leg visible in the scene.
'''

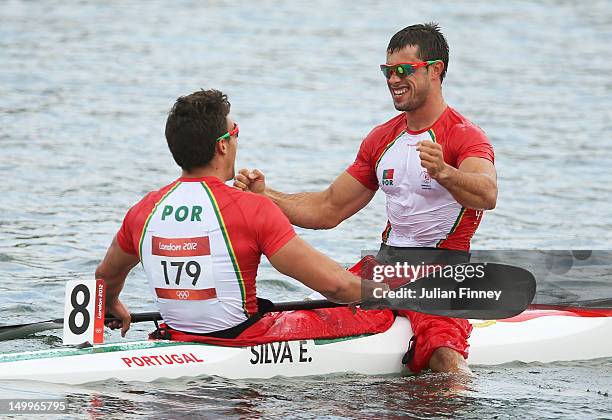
[428,347,472,374]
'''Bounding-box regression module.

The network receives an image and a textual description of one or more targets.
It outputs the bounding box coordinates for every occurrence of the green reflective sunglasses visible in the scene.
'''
[379,60,441,79]
[216,123,239,142]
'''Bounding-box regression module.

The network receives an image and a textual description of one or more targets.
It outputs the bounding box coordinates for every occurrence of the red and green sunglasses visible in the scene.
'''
[216,123,239,142]
[379,60,441,80]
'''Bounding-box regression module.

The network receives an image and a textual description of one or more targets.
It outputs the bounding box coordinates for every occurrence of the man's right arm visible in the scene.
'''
[235,170,376,229]
[267,235,385,303]
[95,237,140,336]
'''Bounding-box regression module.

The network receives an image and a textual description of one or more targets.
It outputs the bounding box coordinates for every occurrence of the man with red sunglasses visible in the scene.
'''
[235,23,497,374]
[96,89,384,341]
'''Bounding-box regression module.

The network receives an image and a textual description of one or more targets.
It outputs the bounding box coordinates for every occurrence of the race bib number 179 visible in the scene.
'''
[151,236,215,301]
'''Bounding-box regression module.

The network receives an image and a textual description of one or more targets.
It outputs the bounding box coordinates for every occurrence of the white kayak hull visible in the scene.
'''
[0,311,610,384]
[469,311,612,365]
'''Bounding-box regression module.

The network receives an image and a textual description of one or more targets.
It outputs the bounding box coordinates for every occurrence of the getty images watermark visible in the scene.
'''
[369,262,504,301]
[353,249,611,318]
[354,250,542,319]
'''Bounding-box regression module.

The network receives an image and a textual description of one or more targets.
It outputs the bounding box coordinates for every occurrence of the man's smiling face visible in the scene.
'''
[385,45,433,112]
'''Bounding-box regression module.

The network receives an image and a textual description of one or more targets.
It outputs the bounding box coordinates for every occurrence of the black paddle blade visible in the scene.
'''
[0,320,63,341]
[360,263,536,319]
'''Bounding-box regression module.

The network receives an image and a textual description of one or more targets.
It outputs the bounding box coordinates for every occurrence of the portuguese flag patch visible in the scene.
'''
[382,169,394,185]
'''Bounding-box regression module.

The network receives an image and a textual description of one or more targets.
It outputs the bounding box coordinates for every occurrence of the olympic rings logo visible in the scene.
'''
[176,290,190,300]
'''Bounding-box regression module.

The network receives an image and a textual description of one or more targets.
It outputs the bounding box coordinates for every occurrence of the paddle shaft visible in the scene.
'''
[110,303,612,325]
[1,262,595,339]
[105,300,345,324]
[0,299,344,341]
[2,299,609,342]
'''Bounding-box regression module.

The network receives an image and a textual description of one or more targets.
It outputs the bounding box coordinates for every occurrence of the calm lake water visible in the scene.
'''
[1,0,611,418]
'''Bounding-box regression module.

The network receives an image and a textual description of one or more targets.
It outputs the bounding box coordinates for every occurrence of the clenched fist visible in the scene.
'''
[417,140,451,181]
[234,168,266,194]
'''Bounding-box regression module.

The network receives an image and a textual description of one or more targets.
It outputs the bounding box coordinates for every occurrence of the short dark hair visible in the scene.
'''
[387,23,449,83]
[165,89,230,171]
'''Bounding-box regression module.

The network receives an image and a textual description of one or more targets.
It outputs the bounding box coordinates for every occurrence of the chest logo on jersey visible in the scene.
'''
[420,170,432,190]
[382,169,395,186]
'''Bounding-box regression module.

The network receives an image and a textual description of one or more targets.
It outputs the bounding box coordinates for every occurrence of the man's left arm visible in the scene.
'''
[95,237,140,336]
[418,141,497,210]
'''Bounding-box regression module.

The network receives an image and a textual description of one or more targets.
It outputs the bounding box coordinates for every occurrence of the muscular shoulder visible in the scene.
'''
[125,181,179,222]
[346,114,407,190]
[439,107,494,166]
[364,113,406,147]
[213,182,295,256]
[214,181,276,213]
[212,182,291,233]
[358,113,407,161]
[116,180,180,255]
[440,107,488,142]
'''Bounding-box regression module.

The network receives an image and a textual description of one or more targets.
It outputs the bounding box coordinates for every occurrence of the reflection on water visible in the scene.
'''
[2,365,610,419]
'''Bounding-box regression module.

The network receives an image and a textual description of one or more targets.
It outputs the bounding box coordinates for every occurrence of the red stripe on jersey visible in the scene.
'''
[155,288,217,300]
[381,220,392,244]
[436,208,480,250]
[152,236,211,257]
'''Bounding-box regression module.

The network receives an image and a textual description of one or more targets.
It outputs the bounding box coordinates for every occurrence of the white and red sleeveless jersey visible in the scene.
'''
[347,107,494,251]
[116,176,295,333]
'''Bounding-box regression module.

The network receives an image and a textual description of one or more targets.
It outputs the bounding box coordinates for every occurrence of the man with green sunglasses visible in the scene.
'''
[379,60,442,80]
[236,23,497,375]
